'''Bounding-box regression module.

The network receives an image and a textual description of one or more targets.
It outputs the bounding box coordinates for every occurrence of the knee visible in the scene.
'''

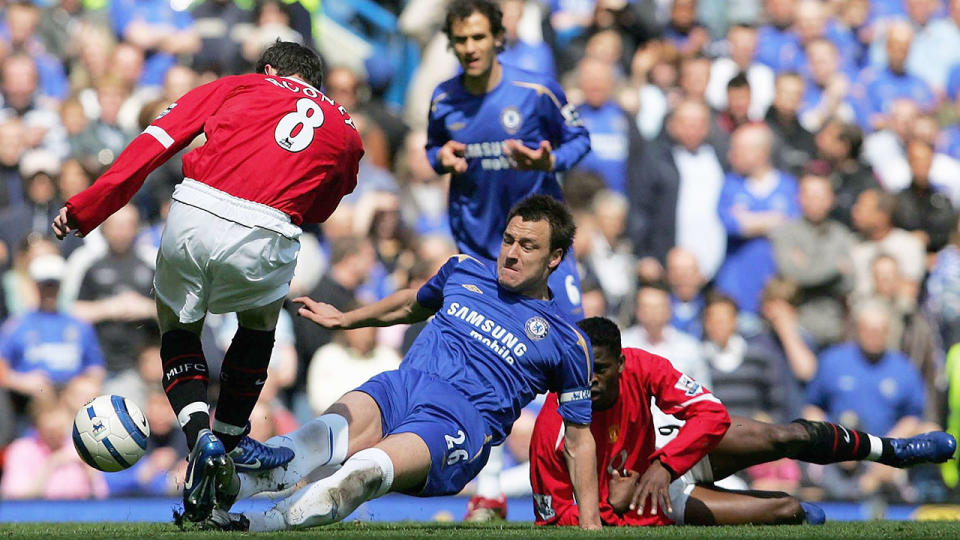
[769,422,808,456]
[770,496,804,525]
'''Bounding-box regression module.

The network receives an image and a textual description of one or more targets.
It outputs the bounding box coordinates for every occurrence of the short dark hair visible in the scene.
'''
[704,290,738,313]
[256,40,324,90]
[443,0,504,43]
[576,317,622,354]
[506,195,575,257]
[727,72,751,91]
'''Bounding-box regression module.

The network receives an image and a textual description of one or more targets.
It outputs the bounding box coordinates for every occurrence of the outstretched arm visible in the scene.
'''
[563,421,601,530]
[294,288,434,330]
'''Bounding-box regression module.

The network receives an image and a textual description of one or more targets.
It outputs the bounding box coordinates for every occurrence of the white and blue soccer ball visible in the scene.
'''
[72,395,150,472]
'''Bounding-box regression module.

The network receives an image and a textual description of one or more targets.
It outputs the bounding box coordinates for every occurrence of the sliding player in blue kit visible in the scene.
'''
[426,0,591,321]
[200,196,601,532]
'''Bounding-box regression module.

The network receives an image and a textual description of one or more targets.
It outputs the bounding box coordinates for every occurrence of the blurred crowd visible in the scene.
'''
[0,0,959,507]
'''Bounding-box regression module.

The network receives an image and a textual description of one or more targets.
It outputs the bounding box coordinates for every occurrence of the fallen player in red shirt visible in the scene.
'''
[530,317,956,526]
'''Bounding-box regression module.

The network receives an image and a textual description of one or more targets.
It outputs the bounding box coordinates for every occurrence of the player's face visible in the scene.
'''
[450,12,502,78]
[590,345,623,411]
[497,216,562,295]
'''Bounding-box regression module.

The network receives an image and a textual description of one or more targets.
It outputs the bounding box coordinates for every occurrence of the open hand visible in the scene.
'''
[631,460,673,516]
[504,139,554,171]
[293,297,347,329]
[607,469,640,514]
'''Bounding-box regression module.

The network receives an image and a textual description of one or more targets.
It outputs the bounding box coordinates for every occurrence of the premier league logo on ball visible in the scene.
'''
[525,316,549,341]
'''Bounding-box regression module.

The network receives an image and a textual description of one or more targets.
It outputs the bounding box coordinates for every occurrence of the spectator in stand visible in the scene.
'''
[716,73,752,135]
[582,190,635,315]
[666,246,706,339]
[754,278,816,420]
[755,0,801,73]
[940,64,960,161]
[662,0,710,57]
[849,188,926,301]
[771,173,856,347]
[88,74,134,164]
[765,72,816,177]
[892,139,958,255]
[813,120,878,228]
[868,0,960,95]
[1,234,59,317]
[799,38,858,133]
[0,0,69,101]
[574,57,642,195]
[865,99,960,195]
[0,254,105,408]
[0,150,82,262]
[498,0,556,78]
[72,205,157,375]
[925,214,960,349]
[715,123,799,315]
[621,281,709,387]
[0,118,26,214]
[108,0,201,88]
[1,395,107,499]
[104,336,162,413]
[805,300,929,441]
[857,254,943,424]
[306,319,401,415]
[701,292,789,421]
[630,100,727,281]
[706,23,775,122]
[61,96,105,162]
[909,114,960,206]
[0,53,66,156]
[857,20,935,130]
[190,0,254,77]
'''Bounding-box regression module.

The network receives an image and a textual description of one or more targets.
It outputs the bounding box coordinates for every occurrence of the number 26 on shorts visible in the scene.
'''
[445,430,468,465]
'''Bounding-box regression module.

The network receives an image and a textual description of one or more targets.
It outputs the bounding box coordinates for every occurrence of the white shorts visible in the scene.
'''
[664,456,713,525]
[155,180,301,323]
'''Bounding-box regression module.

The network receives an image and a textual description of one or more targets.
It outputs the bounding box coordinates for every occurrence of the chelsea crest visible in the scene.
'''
[500,106,522,134]
[525,316,549,341]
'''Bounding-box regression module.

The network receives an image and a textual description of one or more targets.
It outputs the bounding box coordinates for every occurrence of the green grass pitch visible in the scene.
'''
[2,521,960,539]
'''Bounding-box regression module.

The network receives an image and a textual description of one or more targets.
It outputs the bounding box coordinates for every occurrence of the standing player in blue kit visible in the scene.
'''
[426,0,591,321]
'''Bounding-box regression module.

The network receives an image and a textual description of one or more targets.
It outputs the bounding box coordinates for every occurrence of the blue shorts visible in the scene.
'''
[355,369,492,496]
[548,254,583,323]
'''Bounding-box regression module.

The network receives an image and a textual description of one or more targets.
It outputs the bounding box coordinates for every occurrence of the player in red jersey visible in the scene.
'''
[52,41,364,523]
[530,317,957,526]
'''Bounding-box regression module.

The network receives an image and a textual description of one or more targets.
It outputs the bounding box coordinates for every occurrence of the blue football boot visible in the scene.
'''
[800,502,826,525]
[888,431,957,468]
[228,422,295,472]
[183,429,235,522]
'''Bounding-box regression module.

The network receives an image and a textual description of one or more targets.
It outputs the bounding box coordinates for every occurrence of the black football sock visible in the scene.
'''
[791,419,894,464]
[213,326,275,452]
[161,329,210,451]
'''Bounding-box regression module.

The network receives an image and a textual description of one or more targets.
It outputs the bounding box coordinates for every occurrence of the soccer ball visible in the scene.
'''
[73,395,150,472]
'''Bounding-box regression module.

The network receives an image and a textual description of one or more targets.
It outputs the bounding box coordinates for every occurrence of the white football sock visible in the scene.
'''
[237,413,349,499]
[475,444,504,499]
[247,447,395,532]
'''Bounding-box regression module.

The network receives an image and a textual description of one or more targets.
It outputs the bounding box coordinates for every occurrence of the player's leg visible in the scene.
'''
[235,390,385,499]
[708,416,957,480]
[157,299,209,449]
[683,485,808,525]
[211,297,282,452]
[247,432,431,532]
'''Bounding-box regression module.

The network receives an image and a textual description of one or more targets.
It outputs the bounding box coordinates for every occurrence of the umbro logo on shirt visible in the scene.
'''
[462,284,483,294]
